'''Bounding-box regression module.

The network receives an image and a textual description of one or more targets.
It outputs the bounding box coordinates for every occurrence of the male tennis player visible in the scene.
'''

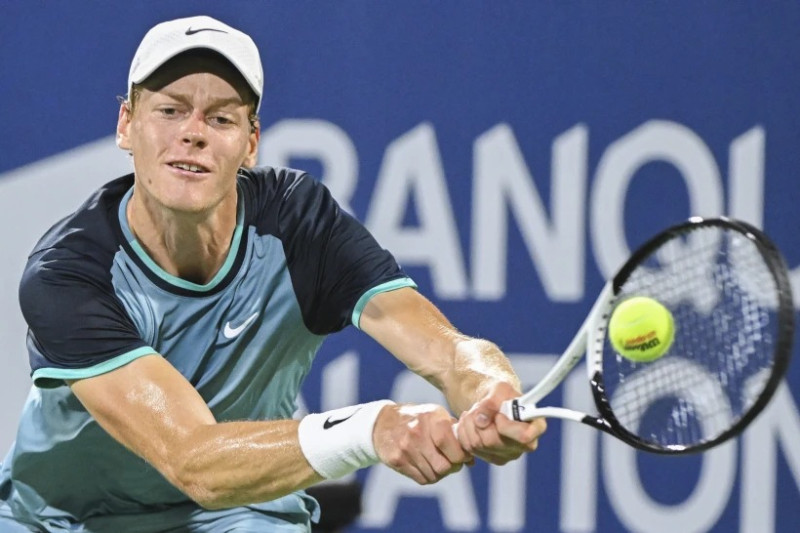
[0,15,545,532]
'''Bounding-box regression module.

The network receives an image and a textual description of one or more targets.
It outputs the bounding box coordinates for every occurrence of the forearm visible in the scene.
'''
[359,288,521,416]
[69,356,324,510]
[171,419,322,509]
[360,288,544,467]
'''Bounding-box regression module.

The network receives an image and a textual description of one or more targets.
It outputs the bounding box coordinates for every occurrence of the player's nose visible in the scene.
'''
[180,111,208,148]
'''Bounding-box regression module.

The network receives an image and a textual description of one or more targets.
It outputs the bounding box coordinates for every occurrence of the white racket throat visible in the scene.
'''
[501,283,614,423]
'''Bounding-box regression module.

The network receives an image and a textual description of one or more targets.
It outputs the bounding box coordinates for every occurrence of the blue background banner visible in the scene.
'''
[2,3,799,532]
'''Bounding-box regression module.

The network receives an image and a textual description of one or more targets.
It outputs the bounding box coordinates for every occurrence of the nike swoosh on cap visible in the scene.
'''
[185,27,228,36]
[223,312,259,339]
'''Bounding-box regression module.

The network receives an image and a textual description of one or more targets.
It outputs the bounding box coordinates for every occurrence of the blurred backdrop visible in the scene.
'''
[2,2,799,532]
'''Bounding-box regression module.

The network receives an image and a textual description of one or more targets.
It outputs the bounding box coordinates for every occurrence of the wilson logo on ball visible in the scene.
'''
[622,330,662,351]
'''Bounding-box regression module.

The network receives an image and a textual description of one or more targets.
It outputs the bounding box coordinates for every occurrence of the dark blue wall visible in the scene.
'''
[3,3,799,532]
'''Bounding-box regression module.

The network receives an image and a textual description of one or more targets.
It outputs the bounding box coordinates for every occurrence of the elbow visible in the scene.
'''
[194,496,230,511]
[181,484,228,511]
[172,469,225,510]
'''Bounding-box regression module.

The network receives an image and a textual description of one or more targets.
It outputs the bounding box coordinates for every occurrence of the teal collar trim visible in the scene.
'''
[118,186,245,293]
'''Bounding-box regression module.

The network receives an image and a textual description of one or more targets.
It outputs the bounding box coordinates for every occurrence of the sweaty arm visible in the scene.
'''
[69,354,323,509]
[359,287,547,464]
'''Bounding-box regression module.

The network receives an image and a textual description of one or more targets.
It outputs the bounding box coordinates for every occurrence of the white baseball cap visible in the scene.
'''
[128,15,264,111]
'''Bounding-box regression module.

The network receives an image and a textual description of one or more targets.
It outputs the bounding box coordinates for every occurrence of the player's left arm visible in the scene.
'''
[359,287,546,465]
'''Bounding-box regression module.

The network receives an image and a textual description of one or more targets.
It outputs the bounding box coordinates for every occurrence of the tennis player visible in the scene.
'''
[0,15,545,532]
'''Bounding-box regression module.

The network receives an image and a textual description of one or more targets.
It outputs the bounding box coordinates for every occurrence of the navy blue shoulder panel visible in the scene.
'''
[238,167,410,335]
[19,175,149,380]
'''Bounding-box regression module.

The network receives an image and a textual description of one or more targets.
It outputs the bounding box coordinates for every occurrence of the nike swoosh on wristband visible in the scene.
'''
[185,27,228,36]
[223,312,260,339]
[323,408,362,429]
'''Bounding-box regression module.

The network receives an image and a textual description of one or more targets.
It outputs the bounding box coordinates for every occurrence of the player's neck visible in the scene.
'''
[127,191,238,285]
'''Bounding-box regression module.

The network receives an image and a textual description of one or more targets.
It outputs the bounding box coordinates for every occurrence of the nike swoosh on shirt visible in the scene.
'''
[223,312,260,339]
[185,27,228,36]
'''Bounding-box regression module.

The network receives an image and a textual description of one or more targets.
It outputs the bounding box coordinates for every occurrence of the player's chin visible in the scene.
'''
[160,191,222,214]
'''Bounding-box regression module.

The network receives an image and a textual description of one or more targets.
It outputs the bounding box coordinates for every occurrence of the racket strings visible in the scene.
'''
[602,226,781,448]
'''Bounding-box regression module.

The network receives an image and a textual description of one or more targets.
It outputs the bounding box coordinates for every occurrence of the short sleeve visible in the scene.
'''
[20,247,152,388]
[248,169,415,335]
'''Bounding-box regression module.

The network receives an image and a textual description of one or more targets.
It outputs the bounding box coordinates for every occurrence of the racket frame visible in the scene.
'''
[503,216,795,454]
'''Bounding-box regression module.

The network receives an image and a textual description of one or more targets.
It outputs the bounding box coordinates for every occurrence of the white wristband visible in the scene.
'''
[297,400,394,480]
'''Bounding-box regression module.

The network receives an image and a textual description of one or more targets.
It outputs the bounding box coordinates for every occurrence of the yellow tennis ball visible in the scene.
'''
[608,296,675,362]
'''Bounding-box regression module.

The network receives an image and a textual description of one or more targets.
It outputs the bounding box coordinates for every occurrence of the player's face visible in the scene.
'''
[117,55,259,215]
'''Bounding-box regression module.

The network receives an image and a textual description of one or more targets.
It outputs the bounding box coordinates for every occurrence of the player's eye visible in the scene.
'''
[209,115,235,126]
[157,107,179,118]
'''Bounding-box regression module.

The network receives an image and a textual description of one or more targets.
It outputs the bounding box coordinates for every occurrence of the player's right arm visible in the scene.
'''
[68,353,322,509]
[69,353,466,508]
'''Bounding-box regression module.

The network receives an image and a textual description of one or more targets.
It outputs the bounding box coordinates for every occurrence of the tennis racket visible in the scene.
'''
[500,216,794,454]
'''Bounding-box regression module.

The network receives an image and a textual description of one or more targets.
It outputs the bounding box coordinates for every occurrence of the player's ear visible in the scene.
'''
[116,101,133,151]
[242,119,260,168]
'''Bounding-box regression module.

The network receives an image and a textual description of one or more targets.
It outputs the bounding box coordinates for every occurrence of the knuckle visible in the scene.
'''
[433,458,453,476]
[455,446,471,462]
[398,433,415,451]
[522,426,539,444]
[385,450,405,469]
[460,439,476,454]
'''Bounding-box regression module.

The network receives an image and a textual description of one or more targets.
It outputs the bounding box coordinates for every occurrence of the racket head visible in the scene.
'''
[589,217,794,454]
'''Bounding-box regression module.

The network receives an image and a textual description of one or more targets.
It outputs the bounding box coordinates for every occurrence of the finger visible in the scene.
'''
[436,421,472,465]
[382,436,440,484]
[471,397,502,430]
[428,424,472,478]
[383,447,432,485]
[472,448,516,466]
[404,462,434,485]
[495,415,547,450]
[418,444,461,483]
[474,411,492,429]
[412,446,442,484]
[456,413,486,454]
[404,426,458,483]
[474,423,511,455]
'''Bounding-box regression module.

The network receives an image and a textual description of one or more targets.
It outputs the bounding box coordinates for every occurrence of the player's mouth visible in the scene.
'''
[168,161,211,174]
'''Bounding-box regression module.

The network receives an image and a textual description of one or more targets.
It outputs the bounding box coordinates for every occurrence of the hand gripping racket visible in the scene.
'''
[502,216,794,454]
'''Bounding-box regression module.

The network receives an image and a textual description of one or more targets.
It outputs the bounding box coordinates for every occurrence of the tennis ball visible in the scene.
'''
[608,296,675,362]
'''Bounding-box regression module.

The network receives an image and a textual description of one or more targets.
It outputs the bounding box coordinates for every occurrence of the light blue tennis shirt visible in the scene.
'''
[0,167,415,531]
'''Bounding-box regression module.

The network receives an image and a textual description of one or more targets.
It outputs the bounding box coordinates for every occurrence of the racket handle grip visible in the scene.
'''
[499,399,517,420]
